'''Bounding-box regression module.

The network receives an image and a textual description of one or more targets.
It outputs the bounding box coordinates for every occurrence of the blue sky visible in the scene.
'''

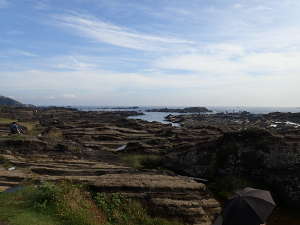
[1,0,300,106]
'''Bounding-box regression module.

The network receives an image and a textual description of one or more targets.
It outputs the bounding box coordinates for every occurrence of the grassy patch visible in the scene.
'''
[120,154,163,169]
[44,128,64,142]
[0,182,183,225]
[0,117,39,136]
[21,122,39,135]
[26,123,43,136]
[0,135,28,141]
[0,118,15,124]
[0,155,13,169]
[0,186,61,225]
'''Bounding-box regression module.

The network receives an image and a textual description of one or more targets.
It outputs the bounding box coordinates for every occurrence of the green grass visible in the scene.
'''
[120,154,163,169]
[4,209,60,225]
[0,187,61,225]
[0,182,184,225]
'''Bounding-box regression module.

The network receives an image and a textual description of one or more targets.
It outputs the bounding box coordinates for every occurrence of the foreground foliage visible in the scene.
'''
[0,182,183,225]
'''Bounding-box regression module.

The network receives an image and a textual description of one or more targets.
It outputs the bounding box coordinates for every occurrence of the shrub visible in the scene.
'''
[29,182,59,210]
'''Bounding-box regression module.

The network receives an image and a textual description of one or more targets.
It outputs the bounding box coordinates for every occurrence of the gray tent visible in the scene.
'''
[213,187,276,225]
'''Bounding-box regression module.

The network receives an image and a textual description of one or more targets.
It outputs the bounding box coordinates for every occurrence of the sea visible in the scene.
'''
[75,106,300,125]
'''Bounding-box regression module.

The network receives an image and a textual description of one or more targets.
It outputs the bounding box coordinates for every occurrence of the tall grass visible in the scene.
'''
[95,193,182,225]
[0,182,183,225]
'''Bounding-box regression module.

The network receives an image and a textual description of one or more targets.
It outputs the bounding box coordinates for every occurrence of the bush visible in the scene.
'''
[29,182,60,210]
[209,176,252,200]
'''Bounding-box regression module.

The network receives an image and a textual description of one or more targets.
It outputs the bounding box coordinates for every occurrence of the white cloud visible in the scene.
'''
[62,94,77,99]
[2,0,300,106]
[233,3,244,9]
[1,68,300,106]
[155,51,300,76]
[53,13,193,51]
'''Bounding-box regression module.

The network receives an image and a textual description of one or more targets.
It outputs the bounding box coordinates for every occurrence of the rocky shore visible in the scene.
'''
[0,106,300,224]
[165,111,300,207]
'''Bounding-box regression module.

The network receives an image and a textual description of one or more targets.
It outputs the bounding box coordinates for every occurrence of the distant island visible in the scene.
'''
[146,107,211,113]
[102,106,139,110]
[0,96,23,106]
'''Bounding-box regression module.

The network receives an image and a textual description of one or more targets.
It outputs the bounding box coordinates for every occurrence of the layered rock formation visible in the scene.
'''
[0,106,221,225]
[1,106,300,223]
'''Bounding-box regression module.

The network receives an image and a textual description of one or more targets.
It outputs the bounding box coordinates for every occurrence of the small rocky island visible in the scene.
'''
[0,100,299,224]
[146,107,211,113]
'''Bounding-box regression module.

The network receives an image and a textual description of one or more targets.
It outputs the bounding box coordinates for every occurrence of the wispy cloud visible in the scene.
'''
[2,49,38,57]
[6,30,24,35]
[15,50,38,57]
[33,0,49,10]
[0,0,9,8]
[53,13,193,51]
[51,55,98,71]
